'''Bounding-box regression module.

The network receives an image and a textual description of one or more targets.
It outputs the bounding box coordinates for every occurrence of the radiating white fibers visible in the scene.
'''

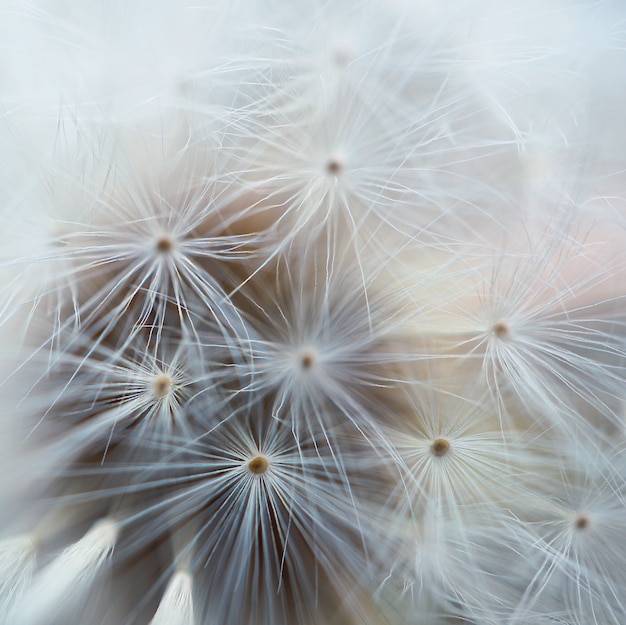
[2,0,626,624]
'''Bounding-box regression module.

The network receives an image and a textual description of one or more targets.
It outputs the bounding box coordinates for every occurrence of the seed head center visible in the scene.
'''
[431,438,450,457]
[152,374,173,398]
[248,455,270,475]
[296,347,318,372]
[326,156,344,176]
[156,235,175,254]
[492,321,510,339]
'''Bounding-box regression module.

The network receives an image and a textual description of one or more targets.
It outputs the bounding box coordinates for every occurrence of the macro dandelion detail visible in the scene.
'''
[1,1,626,624]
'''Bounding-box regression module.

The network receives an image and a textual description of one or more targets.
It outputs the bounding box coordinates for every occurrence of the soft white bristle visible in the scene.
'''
[0,534,37,615]
[150,570,195,625]
[11,518,118,625]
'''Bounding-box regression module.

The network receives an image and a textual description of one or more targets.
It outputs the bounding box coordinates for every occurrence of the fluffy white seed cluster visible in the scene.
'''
[1,1,626,624]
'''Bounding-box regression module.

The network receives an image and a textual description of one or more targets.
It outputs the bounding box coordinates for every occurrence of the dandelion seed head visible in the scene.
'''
[295,346,318,372]
[247,455,270,475]
[152,373,175,399]
[430,438,450,457]
[155,234,176,255]
[3,2,626,625]
[492,321,510,340]
[574,512,591,531]
[325,155,344,176]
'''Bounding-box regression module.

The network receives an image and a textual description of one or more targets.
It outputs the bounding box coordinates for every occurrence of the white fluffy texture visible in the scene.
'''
[8,519,117,625]
[0,535,36,616]
[1,1,626,625]
[150,571,195,625]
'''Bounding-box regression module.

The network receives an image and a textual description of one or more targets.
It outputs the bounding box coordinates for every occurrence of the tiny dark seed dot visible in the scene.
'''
[298,348,317,371]
[248,456,269,475]
[431,438,450,457]
[493,322,509,339]
[156,236,173,253]
[153,374,173,398]
[575,515,590,530]
[326,159,342,175]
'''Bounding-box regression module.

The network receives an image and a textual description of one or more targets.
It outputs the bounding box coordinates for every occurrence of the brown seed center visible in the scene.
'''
[152,374,173,398]
[297,347,317,372]
[431,438,450,457]
[156,235,174,253]
[326,158,343,175]
[248,456,269,475]
[575,514,590,530]
[492,322,510,339]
